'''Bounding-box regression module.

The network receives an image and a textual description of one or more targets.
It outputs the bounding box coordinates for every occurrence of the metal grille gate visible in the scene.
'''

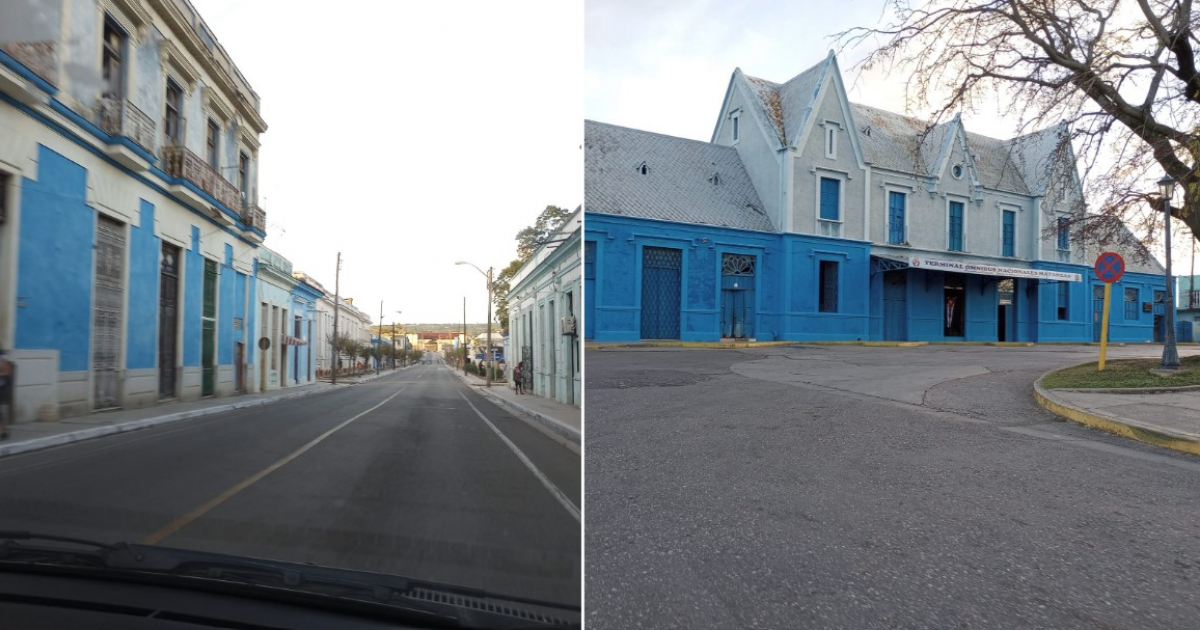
[202,259,217,396]
[640,246,682,340]
[93,216,125,409]
[159,244,179,398]
[721,253,755,338]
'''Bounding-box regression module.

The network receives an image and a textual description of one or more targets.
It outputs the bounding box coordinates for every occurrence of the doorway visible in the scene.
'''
[720,253,756,339]
[640,246,682,339]
[997,278,1015,342]
[158,243,180,399]
[93,216,125,409]
[883,270,907,341]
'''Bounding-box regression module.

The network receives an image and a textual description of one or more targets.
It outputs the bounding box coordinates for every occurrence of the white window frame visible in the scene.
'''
[730,109,741,144]
[945,195,969,253]
[813,169,846,238]
[999,204,1020,258]
[822,120,840,159]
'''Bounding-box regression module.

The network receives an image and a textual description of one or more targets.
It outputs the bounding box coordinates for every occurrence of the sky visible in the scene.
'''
[585,0,1200,278]
[191,0,583,325]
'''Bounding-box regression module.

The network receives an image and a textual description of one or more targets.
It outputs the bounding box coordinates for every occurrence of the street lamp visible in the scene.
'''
[456,261,494,387]
[394,310,402,368]
[1158,174,1180,370]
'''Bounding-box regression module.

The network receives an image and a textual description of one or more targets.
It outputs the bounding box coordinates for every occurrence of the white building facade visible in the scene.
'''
[0,0,267,421]
[508,208,582,407]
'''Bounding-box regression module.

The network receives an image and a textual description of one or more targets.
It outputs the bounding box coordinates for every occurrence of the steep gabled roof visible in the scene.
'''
[1006,123,1071,196]
[585,120,773,232]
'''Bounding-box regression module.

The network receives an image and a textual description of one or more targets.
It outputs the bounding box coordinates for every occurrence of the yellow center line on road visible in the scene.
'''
[141,386,409,545]
[456,391,580,523]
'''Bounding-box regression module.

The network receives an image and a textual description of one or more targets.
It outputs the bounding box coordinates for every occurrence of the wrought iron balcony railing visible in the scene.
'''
[96,96,156,152]
[161,145,241,212]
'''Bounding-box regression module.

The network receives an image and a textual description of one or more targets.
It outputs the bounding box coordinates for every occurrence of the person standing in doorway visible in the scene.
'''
[513,362,524,395]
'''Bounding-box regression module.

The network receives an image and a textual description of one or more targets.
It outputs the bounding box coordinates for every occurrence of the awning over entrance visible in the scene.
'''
[906,256,1082,282]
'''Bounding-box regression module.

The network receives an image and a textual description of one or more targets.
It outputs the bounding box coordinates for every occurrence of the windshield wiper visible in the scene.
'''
[0,531,578,629]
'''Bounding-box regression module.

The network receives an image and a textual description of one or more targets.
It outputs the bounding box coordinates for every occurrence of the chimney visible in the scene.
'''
[345,297,353,305]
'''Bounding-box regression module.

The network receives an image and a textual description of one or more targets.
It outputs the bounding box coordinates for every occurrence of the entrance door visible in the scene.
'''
[93,216,125,409]
[883,270,907,341]
[997,278,1015,342]
[158,243,179,399]
[640,246,682,339]
[720,253,756,339]
[584,242,596,339]
[943,274,966,338]
[547,299,557,400]
[235,342,245,392]
[201,259,216,397]
[1092,285,1105,342]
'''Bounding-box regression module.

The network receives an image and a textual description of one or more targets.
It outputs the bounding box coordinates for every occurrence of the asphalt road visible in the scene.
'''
[0,363,580,606]
[586,344,1200,629]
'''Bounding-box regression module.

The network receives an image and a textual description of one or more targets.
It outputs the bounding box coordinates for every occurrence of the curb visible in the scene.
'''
[449,368,581,447]
[0,368,410,459]
[586,340,928,350]
[1032,374,1200,457]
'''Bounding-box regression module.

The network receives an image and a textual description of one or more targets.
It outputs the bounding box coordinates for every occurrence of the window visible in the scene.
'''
[1124,287,1139,320]
[102,17,125,98]
[819,177,839,221]
[164,79,183,145]
[1002,210,1016,256]
[238,152,250,201]
[952,164,964,179]
[888,191,906,244]
[948,201,964,252]
[1057,281,1070,320]
[206,119,220,169]
[1056,216,1070,250]
[731,114,740,142]
[825,125,837,159]
[818,260,839,313]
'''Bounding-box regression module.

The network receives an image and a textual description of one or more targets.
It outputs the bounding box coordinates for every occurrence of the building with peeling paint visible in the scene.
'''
[0,0,267,421]
[584,53,1167,344]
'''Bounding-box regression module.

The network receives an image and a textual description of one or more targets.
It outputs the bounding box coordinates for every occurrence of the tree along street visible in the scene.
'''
[586,344,1200,629]
[0,364,580,607]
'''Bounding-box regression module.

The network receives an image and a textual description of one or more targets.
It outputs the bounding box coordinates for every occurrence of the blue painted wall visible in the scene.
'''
[15,146,94,371]
[235,270,246,357]
[218,243,234,365]
[586,213,870,342]
[247,258,257,366]
[183,226,202,366]
[125,200,159,369]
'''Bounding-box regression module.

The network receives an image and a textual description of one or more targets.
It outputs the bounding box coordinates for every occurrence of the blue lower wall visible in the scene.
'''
[585,213,1166,344]
[586,213,871,342]
[126,200,159,369]
[218,244,234,365]
[183,226,202,367]
[16,146,93,371]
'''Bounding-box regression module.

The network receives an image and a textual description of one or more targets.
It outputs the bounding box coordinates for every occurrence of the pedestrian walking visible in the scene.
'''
[513,362,524,395]
[0,348,13,441]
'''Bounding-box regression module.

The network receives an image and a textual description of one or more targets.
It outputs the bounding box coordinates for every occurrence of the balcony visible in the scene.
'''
[96,96,155,170]
[162,145,241,224]
[242,200,267,242]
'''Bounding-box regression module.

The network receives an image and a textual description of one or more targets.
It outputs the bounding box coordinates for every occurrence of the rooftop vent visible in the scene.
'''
[635,161,649,175]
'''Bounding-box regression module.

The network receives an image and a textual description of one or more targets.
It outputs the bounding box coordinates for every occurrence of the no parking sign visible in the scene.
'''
[1094,252,1124,370]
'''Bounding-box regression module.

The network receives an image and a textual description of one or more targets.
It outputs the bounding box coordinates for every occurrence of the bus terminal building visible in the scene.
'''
[584,54,1166,344]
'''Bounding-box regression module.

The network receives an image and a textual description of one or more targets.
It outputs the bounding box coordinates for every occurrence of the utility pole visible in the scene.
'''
[377,300,383,375]
[391,322,396,368]
[332,252,341,385]
[463,297,468,376]
[486,266,494,388]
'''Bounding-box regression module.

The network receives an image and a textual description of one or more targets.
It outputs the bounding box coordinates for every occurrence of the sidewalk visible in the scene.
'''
[1034,378,1200,457]
[0,367,409,459]
[450,367,581,447]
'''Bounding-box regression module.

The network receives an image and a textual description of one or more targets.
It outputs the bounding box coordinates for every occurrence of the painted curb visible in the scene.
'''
[1033,375,1200,457]
[449,369,581,446]
[0,368,412,459]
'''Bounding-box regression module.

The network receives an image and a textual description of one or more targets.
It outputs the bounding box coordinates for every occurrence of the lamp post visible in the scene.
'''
[1158,175,1180,370]
[456,261,494,387]
[394,310,402,368]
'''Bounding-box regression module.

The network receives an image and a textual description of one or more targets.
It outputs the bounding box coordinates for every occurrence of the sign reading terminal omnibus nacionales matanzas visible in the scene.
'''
[908,256,1083,282]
